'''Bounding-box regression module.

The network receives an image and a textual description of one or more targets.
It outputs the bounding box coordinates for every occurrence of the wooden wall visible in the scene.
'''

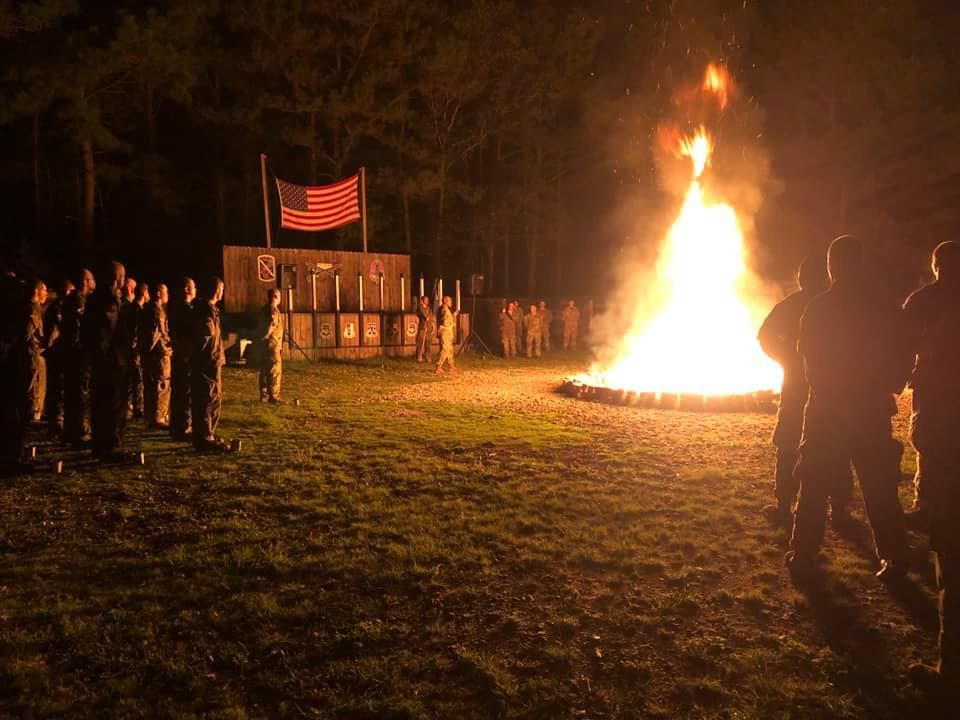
[222,245,412,314]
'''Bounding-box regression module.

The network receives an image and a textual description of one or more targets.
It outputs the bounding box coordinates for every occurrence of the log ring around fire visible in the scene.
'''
[558,379,778,414]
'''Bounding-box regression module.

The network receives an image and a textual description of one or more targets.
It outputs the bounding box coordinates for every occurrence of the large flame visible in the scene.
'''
[581,66,782,397]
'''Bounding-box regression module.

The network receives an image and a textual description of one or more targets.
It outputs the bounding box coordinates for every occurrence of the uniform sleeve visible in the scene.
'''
[197,308,220,366]
[757,302,791,365]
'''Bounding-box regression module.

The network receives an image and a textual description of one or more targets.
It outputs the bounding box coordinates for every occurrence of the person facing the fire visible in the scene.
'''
[415,295,434,363]
[435,295,458,374]
[140,282,172,428]
[259,288,284,403]
[169,276,196,441]
[538,300,553,352]
[758,257,852,529]
[900,240,960,686]
[524,304,542,358]
[786,235,912,581]
[26,279,48,426]
[191,276,227,451]
[62,268,95,445]
[500,302,517,358]
[562,299,580,351]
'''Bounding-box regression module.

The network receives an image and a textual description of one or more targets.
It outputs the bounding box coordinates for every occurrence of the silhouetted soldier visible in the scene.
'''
[758,257,852,528]
[141,283,172,428]
[168,277,196,440]
[786,236,912,581]
[62,269,95,444]
[259,288,283,403]
[538,301,553,352]
[524,304,542,358]
[514,301,525,351]
[901,241,960,686]
[26,280,48,426]
[415,295,434,363]
[191,276,227,451]
[435,295,458,374]
[43,279,74,435]
[122,282,149,420]
[83,262,130,460]
[561,300,580,351]
[0,271,29,473]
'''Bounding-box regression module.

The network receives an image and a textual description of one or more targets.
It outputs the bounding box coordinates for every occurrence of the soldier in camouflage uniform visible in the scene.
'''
[27,280,48,425]
[561,300,580,351]
[62,269,95,444]
[758,257,852,528]
[786,236,912,581]
[191,277,227,451]
[523,304,542,358]
[121,281,148,419]
[538,301,553,352]
[901,241,960,686]
[259,288,284,403]
[141,283,172,428]
[513,301,525,351]
[43,279,74,434]
[499,302,517,358]
[83,262,131,461]
[435,295,458,374]
[416,295,435,363]
[169,277,196,440]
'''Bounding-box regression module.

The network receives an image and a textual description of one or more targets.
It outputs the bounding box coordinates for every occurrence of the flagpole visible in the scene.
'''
[360,166,368,253]
[260,153,273,249]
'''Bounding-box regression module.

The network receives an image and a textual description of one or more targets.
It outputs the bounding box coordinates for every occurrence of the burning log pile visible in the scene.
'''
[559,378,778,413]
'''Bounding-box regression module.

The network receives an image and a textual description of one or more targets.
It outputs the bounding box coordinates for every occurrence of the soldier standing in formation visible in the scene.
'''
[435,295,458,374]
[140,282,172,429]
[259,288,284,403]
[169,277,196,441]
[26,280,48,426]
[523,303,542,358]
[499,302,517,358]
[900,241,960,686]
[43,279,74,435]
[83,262,130,461]
[513,301,525,351]
[415,295,435,363]
[62,269,94,444]
[538,301,552,352]
[786,236,911,581]
[561,299,580,350]
[758,257,852,529]
[191,276,227,451]
[122,281,149,420]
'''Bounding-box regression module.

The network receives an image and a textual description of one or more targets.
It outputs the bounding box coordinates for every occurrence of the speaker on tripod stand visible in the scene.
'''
[457,274,493,356]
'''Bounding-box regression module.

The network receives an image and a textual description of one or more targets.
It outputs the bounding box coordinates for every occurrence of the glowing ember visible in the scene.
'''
[579,65,783,398]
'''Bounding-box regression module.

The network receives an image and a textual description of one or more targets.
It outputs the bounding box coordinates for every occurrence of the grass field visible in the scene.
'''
[0,354,944,719]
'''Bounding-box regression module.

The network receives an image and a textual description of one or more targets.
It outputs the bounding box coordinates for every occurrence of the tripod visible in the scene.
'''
[457,292,494,356]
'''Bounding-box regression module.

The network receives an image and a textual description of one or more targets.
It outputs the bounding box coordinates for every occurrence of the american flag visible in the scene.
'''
[275,174,361,232]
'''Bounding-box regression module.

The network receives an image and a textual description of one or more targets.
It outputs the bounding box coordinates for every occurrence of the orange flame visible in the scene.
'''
[677,127,711,179]
[703,63,732,109]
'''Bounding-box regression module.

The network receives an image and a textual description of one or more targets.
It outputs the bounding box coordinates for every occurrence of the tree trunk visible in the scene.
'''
[81,134,96,249]
[503,228,510,295]
[554,177,564,296]
[402,188,412,254]
[434,154,448,276]
[309,111,318,184]
[33,114,42,234]
[215,168,227,246]
[526,140,544,297]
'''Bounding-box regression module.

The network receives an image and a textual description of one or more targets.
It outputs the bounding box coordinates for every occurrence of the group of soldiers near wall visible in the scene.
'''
[497,299,581,359]
[0,262,290,473]
[758,235,960,686]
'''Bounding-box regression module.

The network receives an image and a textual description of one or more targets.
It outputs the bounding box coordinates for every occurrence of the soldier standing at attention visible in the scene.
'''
[523,304,542,358]
[513,300,525,351]
[435,295,458,374]
[758,257,852,528]
[43,279,74,435]
[191,276,227,451]
[538,300,553,353]
[83,262,129,461]
[561,299,580,351]
[500,302,517,358]
[62,269,95,444]
[259,288,284,403]
[26,280,48,426]
[169,277,196,441]
[122,281,149,420]
[786,236,912,581]
[415,295,435,363]
[141,283,172,428]
[901,241,960,686]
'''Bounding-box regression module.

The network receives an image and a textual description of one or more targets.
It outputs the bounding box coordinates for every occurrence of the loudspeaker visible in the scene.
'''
[279,264,297,290]
[469,273,485,296]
